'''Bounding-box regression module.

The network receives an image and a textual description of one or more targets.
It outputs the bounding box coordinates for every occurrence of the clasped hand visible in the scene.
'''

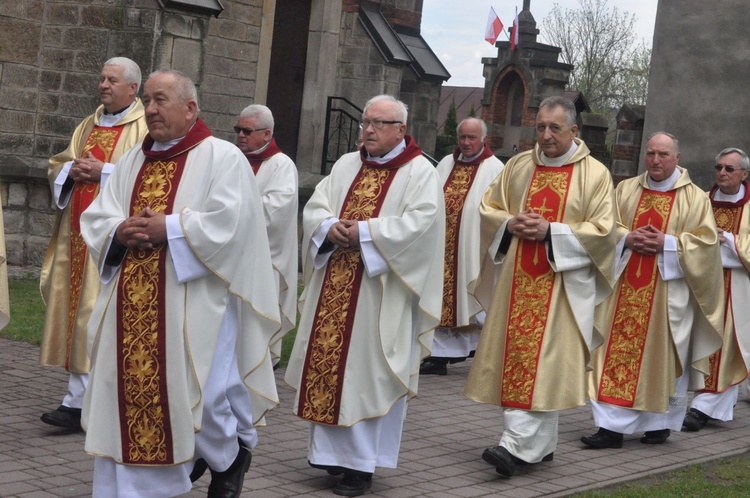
[327,219,360,248]
[625,224,665,255]
[507,208,550,241]
[70,151,104,183]
[116,207,167,251]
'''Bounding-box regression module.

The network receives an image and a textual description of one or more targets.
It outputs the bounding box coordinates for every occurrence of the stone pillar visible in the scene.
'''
[643,0,750,188]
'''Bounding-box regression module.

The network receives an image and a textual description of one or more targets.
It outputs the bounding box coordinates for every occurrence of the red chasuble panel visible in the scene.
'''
[501,165,573,409]
[116,156,187,464]
[66,125,125,368]
[597,189,677,407]
[297,165,399,425]
[440,164,480,327]
[701,204,745,392]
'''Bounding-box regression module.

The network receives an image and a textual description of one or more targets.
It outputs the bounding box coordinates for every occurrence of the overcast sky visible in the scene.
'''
[422,0,658,87]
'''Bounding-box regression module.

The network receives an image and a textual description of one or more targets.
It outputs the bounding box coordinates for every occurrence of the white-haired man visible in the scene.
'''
[235,104,298,367]
[80,70,280,498]
[683,147,750,432]
[39,57,148,430]
[285,94,445,496]
[421,117,504,375]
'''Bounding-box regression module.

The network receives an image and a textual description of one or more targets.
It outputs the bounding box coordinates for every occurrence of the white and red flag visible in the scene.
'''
[484,7,504,45]
[510,6,519,50]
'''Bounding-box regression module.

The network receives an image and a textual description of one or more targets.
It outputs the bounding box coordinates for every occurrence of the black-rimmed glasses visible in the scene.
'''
[234,126,267,135]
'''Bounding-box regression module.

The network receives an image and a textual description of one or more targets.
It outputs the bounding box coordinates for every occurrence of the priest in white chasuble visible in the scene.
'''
[285,94,445,497]
[80,70,280,498]
[39,57,148,431]
[419,117,504,376]
[465,96,616,478]
[235,104,299,366]
[582,132,724,450]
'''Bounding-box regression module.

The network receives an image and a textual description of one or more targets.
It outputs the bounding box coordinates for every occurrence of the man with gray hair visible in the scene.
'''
[80,69,280,498]
[235,104,298,368]
[286,94,445,496]
[39,56,148,430]
[682,147,750,432]
[465,96,616,477]
[583,131,723,449]
[420,117,504,375]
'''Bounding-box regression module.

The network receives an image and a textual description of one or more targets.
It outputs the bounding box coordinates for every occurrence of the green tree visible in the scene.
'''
[435,98,458,158]
[540,0,651,113]
[468,103,476,118]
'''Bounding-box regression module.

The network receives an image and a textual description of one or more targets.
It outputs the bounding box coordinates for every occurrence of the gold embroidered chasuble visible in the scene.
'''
[437,146,503,332]
[588,169,724,413]
[40,100,148,373]
[698,183,750,392]
[465,139,616,411]
[436,146,504,329]
[595,189,677,407]
[80,121,281,466]
[287,137,445,427]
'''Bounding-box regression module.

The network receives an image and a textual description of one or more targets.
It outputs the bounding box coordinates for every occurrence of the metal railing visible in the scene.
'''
[321,97,362,175]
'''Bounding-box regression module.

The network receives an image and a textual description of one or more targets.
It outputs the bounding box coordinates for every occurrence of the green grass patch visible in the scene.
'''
[0,277,45,344]
[574,453,750,497]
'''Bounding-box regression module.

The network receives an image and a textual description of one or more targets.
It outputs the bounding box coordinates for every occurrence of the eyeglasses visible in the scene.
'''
[234,126,267,135]
[715,164,743,173]
[359,119,402,131]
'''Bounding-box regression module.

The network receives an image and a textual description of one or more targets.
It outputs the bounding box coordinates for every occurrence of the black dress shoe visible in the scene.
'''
[683,408,710,432]
[581,428,623,449]
[308,460,345,476]
[40,405,82,430]
[207,446,252,498]
[190,458,208,482]
[481,445,516,477]
[419,358,448,375]
[332,470,372,497]
[641,429,670,444]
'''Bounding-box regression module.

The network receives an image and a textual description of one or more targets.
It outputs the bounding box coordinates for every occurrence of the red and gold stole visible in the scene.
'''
[244,138,282,175]
[701,184,750,391]
[440,146,494,327]
[66,124,125,368]
[501,165,574,409]
[597,189,677,407]
[116,119,211,464]
[297,137,423,425]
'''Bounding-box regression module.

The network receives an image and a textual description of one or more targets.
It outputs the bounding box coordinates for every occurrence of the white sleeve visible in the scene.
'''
[658,234,685,281]
[54,162,74,208]
[358,220,389,277]
[100,162,115,189]
[166,214,212,283]
[721,232,744,269]
[311,217,338,269]
[548,222,592,272]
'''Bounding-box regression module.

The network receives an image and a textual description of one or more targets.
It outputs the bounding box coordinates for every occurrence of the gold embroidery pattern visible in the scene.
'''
[598,191,674,405]
[501,168,571,408]
[440,165,477,327]
[703,206,742,391]
[65,212,92,367]
[82,128,119,160]
[119,159,177,463]
[300,167,393,424]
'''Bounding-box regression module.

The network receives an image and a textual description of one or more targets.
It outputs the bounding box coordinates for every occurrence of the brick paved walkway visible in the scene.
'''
[2,336,749,497]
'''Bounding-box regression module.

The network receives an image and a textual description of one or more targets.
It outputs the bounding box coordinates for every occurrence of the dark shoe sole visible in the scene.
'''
[332,479,372,497]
